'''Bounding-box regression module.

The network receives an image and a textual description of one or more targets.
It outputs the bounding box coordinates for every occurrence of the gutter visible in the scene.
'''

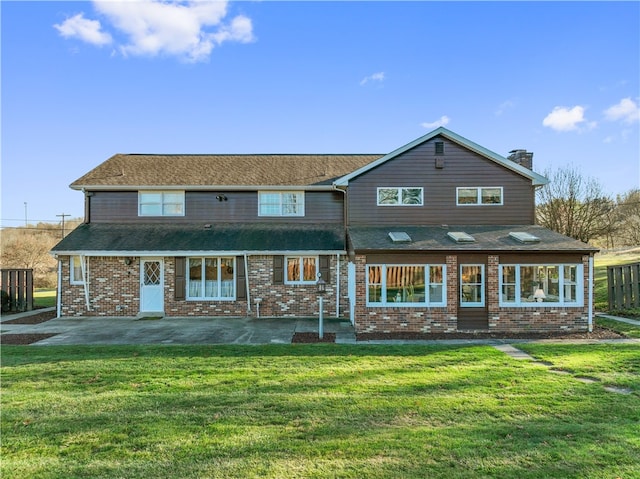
[244,252,251,314]
[56,260,62,318]
[588,255,594,332]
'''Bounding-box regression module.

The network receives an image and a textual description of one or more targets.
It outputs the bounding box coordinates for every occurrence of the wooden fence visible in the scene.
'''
[607,262,640,310]
[1,269,34,313]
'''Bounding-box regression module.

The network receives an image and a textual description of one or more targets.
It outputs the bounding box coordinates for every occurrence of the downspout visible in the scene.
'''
[56,259,62,318]
[336,253,340,317]
[244,252,251,314]
[588,255,594,332]
[81,255,90,311]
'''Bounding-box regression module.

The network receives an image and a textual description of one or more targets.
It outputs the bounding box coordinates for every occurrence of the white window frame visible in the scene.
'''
[456,187,503,206]
[258,191,305,217]
[498,263,584,307]
[186,257,236,301]
[70,255,84,285]
[377,187,424,206]
[138,191,185,217]
[366,264,446,307]
[285,256,318,284]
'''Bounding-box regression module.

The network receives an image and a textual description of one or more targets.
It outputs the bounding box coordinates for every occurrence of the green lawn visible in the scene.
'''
[34,289,56,308]
[2,344,639,479]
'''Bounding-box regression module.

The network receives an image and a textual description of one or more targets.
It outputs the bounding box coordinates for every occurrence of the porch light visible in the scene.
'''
[533,288,546,302]
[317,277,327,294]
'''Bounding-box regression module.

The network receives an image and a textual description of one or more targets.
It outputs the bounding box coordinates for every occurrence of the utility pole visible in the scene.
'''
[24,202,27,226]
[56,213,70,238]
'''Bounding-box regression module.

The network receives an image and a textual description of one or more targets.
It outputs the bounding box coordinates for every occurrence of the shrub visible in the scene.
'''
[1,290,10,312]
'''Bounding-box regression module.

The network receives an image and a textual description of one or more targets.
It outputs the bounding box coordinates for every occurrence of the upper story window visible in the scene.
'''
[139,191,185,216]
[435,141,445,155]
[258,191,304,217]
[456,187,503,206]
[377,187,424,206]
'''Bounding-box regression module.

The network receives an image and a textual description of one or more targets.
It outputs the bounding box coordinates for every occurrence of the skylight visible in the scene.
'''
[447,231,475,243]
[509,231,540,244]
[388,231,412,243]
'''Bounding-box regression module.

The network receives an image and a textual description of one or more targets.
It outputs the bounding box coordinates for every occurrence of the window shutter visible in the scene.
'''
[319,255,331,283]
[236,256,247,300]
[273,256,284,285]
[174,257,186,300]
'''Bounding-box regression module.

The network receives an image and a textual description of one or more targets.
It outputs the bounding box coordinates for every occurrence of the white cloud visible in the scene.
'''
[360,72,385,86]
[495,100,516,116]
[542,106,591,132]
[604,97,640,124]
[421,116,450,129]
[54,13,112,46]
[55,1,254,62]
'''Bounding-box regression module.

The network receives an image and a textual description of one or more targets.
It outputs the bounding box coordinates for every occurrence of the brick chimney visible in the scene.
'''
[508,149,533,169]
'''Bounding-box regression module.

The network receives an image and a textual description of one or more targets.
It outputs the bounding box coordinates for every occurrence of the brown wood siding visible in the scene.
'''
[88,190,344,224]
[347,138,537,226]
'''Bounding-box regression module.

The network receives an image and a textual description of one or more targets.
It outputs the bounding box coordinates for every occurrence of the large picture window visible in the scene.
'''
[258,192,304,216]
[187,257,235,300]
[499,264,583,306]
[377,187,424,206]
[456,187,503,205]
[286,256,317,284]
[139,191,185,216]
[367,264,445,306]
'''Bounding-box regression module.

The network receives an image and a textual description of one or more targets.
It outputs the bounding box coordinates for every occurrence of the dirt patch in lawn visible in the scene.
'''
[1,333,58,345]
[2,310,56,325]
[292,332,337,343]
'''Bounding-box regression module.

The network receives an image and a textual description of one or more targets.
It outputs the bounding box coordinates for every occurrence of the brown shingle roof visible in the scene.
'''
[70,154,383,189]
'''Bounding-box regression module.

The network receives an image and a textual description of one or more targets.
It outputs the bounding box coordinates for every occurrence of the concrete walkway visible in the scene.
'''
[596,313,640,326]
[2,308,639,347]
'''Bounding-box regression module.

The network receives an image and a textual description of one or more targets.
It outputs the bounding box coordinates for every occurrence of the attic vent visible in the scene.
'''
[447,231,475,243]
[389,231,412,243]
[509,231,540,244]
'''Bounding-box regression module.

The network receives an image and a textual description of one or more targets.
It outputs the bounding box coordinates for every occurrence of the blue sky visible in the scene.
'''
[2,1,639,226]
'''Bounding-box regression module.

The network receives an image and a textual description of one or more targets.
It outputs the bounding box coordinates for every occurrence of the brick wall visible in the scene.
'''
[352,253,593,334]
[58,254,349,319]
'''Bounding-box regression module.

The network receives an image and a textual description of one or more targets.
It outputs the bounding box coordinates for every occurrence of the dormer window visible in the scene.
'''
[258,191,305,216]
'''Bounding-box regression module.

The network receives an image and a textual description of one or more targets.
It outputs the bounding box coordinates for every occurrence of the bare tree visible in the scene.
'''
[536,166,616,243]
[614,188,640,246]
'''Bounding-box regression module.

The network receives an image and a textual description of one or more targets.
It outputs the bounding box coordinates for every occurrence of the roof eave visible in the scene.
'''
[70,184,336,191]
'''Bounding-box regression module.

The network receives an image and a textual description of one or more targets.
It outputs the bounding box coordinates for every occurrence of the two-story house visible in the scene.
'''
[51,127,598,334]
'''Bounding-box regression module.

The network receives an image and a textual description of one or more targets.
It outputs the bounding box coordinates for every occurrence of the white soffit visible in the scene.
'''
[389,231,412,243]
[509,231,541,244]
[447,231,476,243]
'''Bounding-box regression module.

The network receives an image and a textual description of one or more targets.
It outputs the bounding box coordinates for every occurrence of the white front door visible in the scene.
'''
[140,259,164,312]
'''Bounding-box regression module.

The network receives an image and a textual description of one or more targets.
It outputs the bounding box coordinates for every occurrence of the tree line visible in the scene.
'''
[536,165,639,248]
[0,219,83,288]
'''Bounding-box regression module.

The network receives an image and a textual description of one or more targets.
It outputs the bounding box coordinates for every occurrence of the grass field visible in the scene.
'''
[2,344,638,479]
[34,289,56,308]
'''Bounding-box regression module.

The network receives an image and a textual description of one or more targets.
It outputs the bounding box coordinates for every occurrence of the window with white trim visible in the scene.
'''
[499,264,583,306]
[258,192,304,216]
[70,256,84,285]
[139,191,185,216]
[367,264,446,306]
[187,257,235,300]
[377,187,424,206]
[456,187,503,205]
[285,256,317,284]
